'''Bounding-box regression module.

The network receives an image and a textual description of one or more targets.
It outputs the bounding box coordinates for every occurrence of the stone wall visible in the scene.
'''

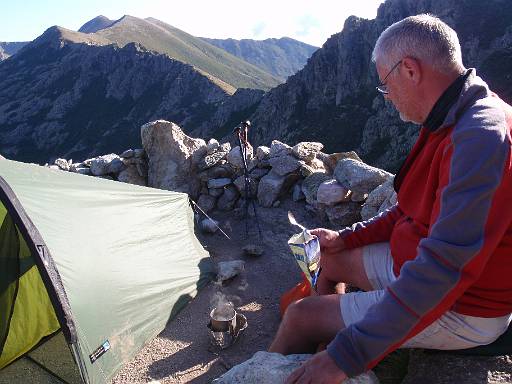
[46,120,397,228]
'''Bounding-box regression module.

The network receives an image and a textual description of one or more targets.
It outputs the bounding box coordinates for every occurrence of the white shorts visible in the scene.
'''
[339,242,512,349]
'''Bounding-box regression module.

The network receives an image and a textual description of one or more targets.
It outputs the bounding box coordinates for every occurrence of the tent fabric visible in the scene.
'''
[0,159,213,383]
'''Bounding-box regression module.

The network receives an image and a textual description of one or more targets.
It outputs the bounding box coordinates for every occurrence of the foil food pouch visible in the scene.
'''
[288,230,321,287]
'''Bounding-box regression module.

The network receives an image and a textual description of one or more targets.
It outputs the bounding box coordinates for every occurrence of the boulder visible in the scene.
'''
[318,151,363,173]
[133,149,145,158]
[198,165,233,182]
[54,158,70,171]
[325,202,362,227]
[256,145,270,162]
[207,138,220,154]
[208,188,224,198]
[269,155,303,176]
[360,179,396,220]
[70,164,91,175]
[292,142,323,161]
[233,175,258,198]
[200,218,219,234]
[334,158,393,195]
[90,154,125,176]
[269,140,292,158]
[249,168,269,180]
[197,194,217,213]
[301,172,331,205]
[217,185,239,211]
[316,179,351,205]
[120,149,135,158]
[257,171,300,207]
[217,260,245,282]
[212,351,379,384]
[141,120,205,197]
[227,145,253,169]
[351,191,368,202]
[207,178,232,189]
[117,166,146,186]
[198,150,228,171]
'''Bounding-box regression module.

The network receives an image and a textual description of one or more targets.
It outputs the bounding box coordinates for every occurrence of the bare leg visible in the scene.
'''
[316,247,373,295]
[269,294,345,354]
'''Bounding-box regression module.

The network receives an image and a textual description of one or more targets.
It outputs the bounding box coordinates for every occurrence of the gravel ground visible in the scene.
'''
[111,199,324,384]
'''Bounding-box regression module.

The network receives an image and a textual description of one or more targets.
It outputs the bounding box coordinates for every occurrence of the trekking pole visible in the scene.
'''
[234,121,262,240]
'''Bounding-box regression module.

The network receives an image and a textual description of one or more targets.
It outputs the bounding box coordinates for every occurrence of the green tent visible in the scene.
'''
[0,159,213,383]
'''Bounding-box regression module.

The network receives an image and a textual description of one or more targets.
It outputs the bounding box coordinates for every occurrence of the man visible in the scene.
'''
[269,14,512,383]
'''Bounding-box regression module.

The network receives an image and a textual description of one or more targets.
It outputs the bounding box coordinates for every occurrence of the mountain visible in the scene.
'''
[0,26,264,164]
[248,0,512,171]
[78,15,115,33]
[91,15,281,91]
[0,41,29,60]
[201,37,318,80]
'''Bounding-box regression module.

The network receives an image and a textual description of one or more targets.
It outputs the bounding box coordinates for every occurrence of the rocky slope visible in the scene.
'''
[0,41,28,60]
[201,37,318,80]
[78,15,115,33]
[0,27,264,164]
[248,0,512,171]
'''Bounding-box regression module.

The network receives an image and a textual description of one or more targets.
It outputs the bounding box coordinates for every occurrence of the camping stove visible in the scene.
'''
[207,303,248,349]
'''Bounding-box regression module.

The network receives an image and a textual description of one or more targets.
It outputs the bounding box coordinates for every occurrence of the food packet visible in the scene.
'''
[288,230,321,287]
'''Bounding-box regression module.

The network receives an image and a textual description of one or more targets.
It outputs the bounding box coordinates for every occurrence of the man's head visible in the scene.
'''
[372,14,466,124]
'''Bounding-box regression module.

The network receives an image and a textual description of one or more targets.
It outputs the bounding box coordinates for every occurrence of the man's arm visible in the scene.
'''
[340,204,403,249]
[328,102,512,377]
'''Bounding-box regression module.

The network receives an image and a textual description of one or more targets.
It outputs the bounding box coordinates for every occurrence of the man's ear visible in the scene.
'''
[401,57,422,85]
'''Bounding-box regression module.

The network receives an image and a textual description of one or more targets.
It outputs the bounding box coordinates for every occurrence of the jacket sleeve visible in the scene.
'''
[327,102,512,377]
[340,204,403,249]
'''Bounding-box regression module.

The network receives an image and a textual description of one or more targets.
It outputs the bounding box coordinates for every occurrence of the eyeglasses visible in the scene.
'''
[376,60,402,94]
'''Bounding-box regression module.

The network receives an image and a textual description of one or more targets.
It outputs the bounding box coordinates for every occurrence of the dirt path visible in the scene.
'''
[112,199,324,383]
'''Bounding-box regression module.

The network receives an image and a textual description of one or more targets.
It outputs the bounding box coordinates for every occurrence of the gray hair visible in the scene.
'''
[372,14,465,74]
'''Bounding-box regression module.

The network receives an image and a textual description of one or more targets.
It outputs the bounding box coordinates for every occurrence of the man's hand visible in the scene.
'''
[285,350,348,384]
[310,228,346,255]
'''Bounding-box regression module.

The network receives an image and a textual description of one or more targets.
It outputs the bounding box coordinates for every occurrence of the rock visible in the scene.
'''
[90,154,124,176]
[360,179,396,220]
[217,185,239,211]
[351,191,368,202]
[256,146,270,161]
[207,138,220,154]
[334,158,393,195]
[207,178,232,189]
[227,145,253,169]
[212,351,379,384]
[70,164,91,175]
[233,175,258,198]
[272,200,281,208]
[217,260,245,282]
[325,202,362,227]
[318,151,363,173]
[133,148,145,158]
[141,120,205,196]
[120,149,135,158]
[401,350,512,384]
[292,142,323,161]
[242,244,264,257]
[198,165,234,182]
[257,171,300,207]
[197,194,217,213]
[307,157,327,173]
[249,168,269,179]
[117,166,146,186]
[269,155,303,176]
[299,163,317,178]
[48,165,60,170]
[54,158,70,171]
[316,179,351,205]
[269,140,292,158]
[0,154,5,160]
[198,150,228,171]
[301,172,331,205]
[208,188,224,198]
[200,218,219,234]
[292,183,305,201]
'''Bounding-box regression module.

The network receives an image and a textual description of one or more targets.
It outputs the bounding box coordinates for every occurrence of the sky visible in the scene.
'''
[1,0,384,47]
